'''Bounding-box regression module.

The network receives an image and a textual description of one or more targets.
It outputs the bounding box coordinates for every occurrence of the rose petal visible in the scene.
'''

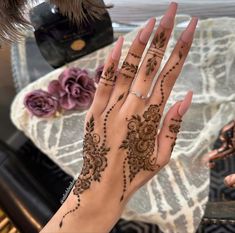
[76,93,93,109]
[76,73,89,87]
[71,83,81,97]
[60,94,77,110]
[59,69,76,89]
[48,80,62,97]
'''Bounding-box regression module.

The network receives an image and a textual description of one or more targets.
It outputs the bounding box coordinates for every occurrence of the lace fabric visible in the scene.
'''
[11,15,235,232]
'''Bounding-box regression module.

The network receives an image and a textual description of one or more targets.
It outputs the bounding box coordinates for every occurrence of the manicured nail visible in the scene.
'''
[139,17,156,44]
[178,91,193,116]
[180,17,198,43]
[224,175,233,187]
[160,2,178,29]
[112,36,124,60]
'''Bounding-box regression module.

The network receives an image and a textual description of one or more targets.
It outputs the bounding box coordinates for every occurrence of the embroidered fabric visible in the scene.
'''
[11,15,235,232]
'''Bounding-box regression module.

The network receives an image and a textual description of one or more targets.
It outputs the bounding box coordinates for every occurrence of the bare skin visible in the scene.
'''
[40,3,198,233]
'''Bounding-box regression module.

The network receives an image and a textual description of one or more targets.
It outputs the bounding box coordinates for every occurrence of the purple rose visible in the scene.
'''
[48,67,96,110]
[24,90,59,117]
[94,64,104,83]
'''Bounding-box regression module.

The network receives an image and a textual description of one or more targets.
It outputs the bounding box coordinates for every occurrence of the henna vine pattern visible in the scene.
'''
[122,61,138,75]
[166,118,182,152]
[146,31,167,77]
[59,93,125,228]
[158,50,183,107]
[119,105,161,201]
[100,62,116,86]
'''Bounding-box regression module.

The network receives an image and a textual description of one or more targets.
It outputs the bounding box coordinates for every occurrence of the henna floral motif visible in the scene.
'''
[146,31,167,77]
[119,105,161,201]
[59,93,124,228]
[120,46,184,201]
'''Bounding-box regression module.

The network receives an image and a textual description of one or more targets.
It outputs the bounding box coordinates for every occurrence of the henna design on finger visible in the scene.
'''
[122,61,138,75]
[166,118,182,152]
[145,30,167,77]
[129,52,141,59]
[119,104,161,201]
[100,62,116,85]
[158,50,183,108]
[59,93,124,228]
[119,72,134,79]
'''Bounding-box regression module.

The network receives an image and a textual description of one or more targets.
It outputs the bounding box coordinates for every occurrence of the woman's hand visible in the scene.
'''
[41,3,198,233]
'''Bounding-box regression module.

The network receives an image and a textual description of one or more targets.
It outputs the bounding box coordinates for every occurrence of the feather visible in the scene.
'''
[50,0,113,23]
[0,0,113,44]
[0,0,31,44]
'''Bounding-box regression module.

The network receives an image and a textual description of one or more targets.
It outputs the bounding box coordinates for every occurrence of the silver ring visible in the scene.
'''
[129,90,148,100]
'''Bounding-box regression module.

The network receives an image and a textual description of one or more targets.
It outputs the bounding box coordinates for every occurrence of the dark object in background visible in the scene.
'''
[30,1,113,68]
[0,140,73,233]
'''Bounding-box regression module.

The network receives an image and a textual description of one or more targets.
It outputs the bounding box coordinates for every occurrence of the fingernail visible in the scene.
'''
[180,17,198,43]
[160,2,178,29]
[178,91,193,116]
[224,175,233,187]
[112,36,124,61]
[139,17,156,44]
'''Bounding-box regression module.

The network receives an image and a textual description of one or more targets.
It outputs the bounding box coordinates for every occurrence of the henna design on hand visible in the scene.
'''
[166,118,182,152]
[128,52,141,59]
[145,30,167,77]
[158,50,183,108]
[119,72,134,79]
[119,47,184,201]
[100,62,116,85]
[119,105,161,201]
[59,93,124,228]
[121,61,138,75]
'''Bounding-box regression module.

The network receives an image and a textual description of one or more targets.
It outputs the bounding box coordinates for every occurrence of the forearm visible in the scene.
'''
[40,186,124,233]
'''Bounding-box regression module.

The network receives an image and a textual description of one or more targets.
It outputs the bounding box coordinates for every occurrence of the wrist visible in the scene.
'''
[62,187,124,233]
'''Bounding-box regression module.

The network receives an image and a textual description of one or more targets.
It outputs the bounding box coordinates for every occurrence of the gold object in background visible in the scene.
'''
[0,208,19,233]
[71,39,86,51]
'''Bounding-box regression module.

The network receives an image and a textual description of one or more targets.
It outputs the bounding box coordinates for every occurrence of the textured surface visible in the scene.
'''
[108,0,235,22]
[11,16,235,232]
[12,138,235,233]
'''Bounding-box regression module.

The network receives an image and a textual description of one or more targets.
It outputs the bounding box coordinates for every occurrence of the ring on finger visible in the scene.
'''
[129,90,148,100]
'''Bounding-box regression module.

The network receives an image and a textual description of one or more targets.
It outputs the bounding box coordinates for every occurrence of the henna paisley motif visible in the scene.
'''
[119,104,161,200]
[59,93,124,228]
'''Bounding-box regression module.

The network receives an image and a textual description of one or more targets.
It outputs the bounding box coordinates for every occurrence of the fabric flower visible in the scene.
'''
[48,67,96,110]
[24,90,59,117]
[94,64,104,83]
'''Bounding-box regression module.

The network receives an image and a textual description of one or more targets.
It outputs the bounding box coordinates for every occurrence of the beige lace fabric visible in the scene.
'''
[11,15,235,232]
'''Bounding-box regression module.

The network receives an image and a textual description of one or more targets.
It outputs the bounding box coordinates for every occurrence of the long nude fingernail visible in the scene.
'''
[180,17,198,43]
[139,17,156,44]
[178,91,193,116]
[224,175,234,187]
[112,36,124,61]
[160,2,178,29]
